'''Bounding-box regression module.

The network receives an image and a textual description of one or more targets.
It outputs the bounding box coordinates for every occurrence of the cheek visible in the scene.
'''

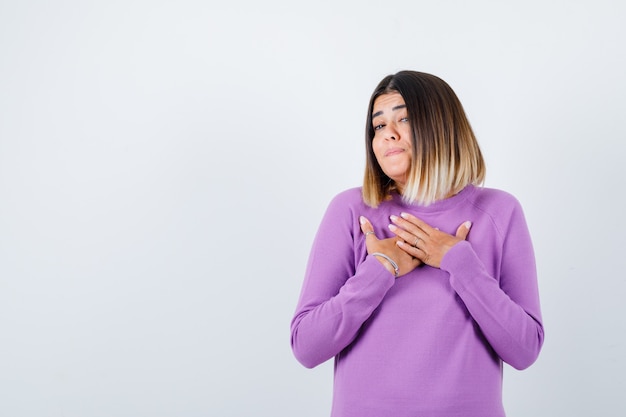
[372,137,384,159]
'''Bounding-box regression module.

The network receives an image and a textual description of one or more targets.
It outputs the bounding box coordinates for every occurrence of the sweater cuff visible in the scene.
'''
[440,241,488,293]
[362,255,397,286]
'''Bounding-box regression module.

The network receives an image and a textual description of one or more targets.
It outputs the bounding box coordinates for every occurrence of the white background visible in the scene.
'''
[1,1,624,416]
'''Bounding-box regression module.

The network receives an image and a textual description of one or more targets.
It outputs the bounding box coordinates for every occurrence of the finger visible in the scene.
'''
[399,212,434,236]
[397,240,434,267]
[388,223,424,246]
[455,221,472,240]
[389,215,428,241]
[359,216,378,240]
[396,239,423,257]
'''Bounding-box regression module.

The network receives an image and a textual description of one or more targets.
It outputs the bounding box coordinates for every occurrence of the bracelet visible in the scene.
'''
[370,252,399,277]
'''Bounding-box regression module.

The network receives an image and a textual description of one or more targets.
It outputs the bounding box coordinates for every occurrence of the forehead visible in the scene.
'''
[372,92,406,115]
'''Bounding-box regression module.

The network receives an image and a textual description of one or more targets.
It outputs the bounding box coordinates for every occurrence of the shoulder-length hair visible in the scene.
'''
[362,71,486,207]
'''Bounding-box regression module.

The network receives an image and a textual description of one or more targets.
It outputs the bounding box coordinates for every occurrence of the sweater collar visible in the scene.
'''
[390,184,476,213]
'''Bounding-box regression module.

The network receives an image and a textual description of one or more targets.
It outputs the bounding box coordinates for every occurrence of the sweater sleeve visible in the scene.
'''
[290,193,395,369]
[441,200,544,370]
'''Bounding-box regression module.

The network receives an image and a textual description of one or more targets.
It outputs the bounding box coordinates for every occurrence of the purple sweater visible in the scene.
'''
[290,185,544,417]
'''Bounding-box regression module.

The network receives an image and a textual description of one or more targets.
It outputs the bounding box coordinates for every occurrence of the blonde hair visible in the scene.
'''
[363,71,486,207]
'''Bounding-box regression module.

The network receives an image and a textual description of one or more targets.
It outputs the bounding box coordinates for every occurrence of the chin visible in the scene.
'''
[386,172,409,184]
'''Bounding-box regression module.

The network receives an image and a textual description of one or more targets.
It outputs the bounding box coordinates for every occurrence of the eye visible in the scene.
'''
[374,123,385,131]
[400,117,409,123]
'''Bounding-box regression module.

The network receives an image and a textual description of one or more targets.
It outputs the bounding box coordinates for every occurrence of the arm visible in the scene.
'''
[290,195,395,369]
[441,203,544,370]
[389,202,544,370]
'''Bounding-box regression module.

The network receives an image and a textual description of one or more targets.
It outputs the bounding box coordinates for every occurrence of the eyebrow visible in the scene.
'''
[372,104,407,119]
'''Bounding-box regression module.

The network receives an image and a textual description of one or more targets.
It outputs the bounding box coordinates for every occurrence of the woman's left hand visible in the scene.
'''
[389,212,472,268]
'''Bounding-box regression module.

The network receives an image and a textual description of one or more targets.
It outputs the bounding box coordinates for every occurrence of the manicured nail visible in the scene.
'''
[464,221,472,229]
[400,212,409,219]
[360,216,367,225]
[388,224,397,231]
[390,215,398,222]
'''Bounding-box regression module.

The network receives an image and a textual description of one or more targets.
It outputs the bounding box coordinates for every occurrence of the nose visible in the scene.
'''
[385,125,399,141]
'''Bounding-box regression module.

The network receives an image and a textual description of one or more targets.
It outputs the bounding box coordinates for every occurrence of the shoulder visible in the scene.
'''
[468,186,523,213]
[467,186,528,234]
[316,187,366,234]
[326,187,366,211]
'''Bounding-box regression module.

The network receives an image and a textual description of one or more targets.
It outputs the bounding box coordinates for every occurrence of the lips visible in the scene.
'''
[384,147,405,157]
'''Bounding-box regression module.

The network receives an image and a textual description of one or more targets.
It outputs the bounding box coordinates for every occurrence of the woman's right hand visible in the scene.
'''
[360,216,422,277]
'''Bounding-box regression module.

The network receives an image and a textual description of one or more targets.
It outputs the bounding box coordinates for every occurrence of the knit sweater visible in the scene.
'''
[290,185,544,417]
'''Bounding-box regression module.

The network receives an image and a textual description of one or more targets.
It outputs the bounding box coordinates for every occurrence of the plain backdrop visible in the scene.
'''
[1,1,625,416]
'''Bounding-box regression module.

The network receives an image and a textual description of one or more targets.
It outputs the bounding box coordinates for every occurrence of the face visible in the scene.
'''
[371,92,412,191]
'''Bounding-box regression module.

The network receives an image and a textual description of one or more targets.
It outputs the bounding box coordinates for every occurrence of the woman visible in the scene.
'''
[290,71,544,417]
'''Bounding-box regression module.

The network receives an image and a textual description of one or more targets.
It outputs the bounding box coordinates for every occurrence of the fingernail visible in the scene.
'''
[360,216,367,225]
[397,241,404,247]
[464,221,472,229]
[390,215,398,222]
[388,224,397,231]
[400,212,409,219]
